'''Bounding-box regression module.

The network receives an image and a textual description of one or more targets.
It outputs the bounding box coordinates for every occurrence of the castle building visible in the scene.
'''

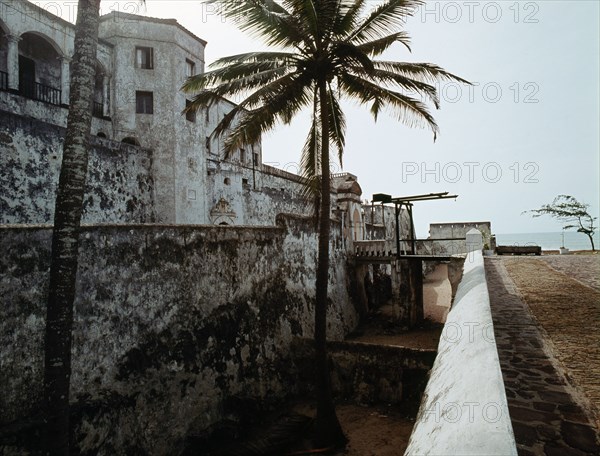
[0,1,370,240]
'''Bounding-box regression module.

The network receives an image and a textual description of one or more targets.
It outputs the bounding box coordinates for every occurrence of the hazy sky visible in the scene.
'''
[36,0,600,236]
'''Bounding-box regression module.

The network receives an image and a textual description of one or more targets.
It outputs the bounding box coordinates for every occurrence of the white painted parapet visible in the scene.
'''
[405,250,517,456]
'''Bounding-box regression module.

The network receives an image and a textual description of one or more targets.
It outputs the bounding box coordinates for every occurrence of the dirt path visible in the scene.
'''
[502,256,600,429]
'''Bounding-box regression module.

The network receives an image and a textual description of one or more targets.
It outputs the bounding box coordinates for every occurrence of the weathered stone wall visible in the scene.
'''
[0,215,358,454]
[0,110,155,224]
[293,339,435,407]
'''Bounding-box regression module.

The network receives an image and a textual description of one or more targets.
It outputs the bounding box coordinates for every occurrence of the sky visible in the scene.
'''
[35,0,600,237]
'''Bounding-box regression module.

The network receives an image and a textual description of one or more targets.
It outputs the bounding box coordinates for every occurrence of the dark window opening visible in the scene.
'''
[136,91,153,114]
[97,132,107,138]
[205,136,211,154]
[122,137,140,146]
[205,107,209,123]
[242,178,249,186]
[239,148,245,163]
[224,177,231,185]
[253,152,259,165]
[136,47,154,69]
[185,59,195,78]
[185,100,196,122]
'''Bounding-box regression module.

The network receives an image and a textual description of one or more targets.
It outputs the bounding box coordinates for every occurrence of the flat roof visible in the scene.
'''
[99,11,207,46]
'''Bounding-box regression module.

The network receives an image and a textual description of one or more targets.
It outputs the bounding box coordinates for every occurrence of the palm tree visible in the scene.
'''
[44,0,102,453]
[183,0,468,448]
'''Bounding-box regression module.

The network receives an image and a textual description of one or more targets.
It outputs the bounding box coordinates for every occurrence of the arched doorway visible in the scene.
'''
[18,32,62,104]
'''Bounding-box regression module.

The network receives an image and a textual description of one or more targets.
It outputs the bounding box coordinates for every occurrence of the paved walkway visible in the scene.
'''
[485,257,600,455]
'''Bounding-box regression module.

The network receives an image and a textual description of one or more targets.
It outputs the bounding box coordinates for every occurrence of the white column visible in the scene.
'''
[6,34,20,90]
[60,57,70,104]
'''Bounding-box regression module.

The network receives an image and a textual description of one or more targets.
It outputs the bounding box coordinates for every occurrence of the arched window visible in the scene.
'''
[97,132,107,138]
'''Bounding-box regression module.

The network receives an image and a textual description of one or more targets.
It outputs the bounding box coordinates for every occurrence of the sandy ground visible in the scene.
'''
[291,402,415,456]
[324,267,449,455]
[502,254,600,428]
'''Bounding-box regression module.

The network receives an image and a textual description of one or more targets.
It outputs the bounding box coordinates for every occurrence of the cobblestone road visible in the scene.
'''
[538,255,600,291]
[485,257,600,455]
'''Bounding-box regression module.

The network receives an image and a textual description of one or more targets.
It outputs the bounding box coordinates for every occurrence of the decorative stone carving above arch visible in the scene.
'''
[210,197,236,225]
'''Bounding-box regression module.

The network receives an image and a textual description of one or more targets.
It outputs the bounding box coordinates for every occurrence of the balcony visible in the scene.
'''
[20,80,62,106]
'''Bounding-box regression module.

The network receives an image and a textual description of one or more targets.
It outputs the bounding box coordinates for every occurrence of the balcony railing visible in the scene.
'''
[0,71,8,91]
[20,80,62,106]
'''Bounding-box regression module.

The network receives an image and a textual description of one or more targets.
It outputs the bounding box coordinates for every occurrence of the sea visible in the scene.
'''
[494,231,600,251]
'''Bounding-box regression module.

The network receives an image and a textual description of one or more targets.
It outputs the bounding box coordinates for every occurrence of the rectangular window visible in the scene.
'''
[205,107,209,123]
[205,136,211,154]
[239,148,245,163]
[185,100,196,122]
[136,47,154,69]
[136,91,153,114]
[253,152,259,166]
[185,59,195,78]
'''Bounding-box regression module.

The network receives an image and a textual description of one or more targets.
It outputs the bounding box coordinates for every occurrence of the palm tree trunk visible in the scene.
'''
[313,78,345,449]
[44,1,101,454]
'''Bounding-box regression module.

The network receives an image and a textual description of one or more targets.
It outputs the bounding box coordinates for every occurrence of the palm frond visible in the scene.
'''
[184,66,292,104]
[373,61,472,85]
[300,91,322,200]
[183,90,232,117]
[327,86,346,166]
[217,76,314,155]
[210,51,297,68]
[286,0,346,44]
[350,0,422,44]
[227,71,311,115]
[334,0,366,38]
[340,72,439,139]
[181,52,296,94]
[206,0,306,49]
[356,31,412,56]
[332,42,374,74]
[348,66,439,108]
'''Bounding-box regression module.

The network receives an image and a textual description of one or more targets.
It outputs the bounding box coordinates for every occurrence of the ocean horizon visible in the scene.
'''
[494,231,599,251]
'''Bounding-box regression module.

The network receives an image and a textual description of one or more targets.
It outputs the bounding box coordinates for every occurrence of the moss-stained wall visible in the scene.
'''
[0,109,155,224]
[0,215,358,454]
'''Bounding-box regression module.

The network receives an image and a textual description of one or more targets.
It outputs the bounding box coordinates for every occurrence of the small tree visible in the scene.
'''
[525,195,597,251]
